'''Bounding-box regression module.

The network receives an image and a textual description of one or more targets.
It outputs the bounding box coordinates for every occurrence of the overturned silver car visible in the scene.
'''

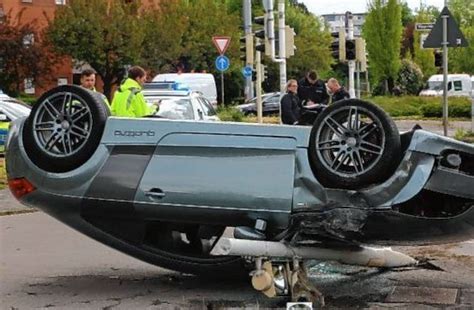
[5,85,474,302]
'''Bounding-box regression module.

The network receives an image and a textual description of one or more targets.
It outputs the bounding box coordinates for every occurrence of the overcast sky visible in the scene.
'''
[300,0,446,15]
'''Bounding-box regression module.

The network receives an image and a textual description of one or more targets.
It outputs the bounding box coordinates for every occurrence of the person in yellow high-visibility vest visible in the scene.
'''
[111,66,158,118]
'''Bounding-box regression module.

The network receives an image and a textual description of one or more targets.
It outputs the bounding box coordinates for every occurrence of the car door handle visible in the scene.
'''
[145,188,165,199]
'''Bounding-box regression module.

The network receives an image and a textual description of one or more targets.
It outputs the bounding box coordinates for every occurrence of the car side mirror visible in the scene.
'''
[0,114,8,122]
[197,109,204,120]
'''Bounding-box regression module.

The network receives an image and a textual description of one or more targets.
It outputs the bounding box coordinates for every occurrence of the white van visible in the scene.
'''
[420,74,473,98]
[152,73,218,107]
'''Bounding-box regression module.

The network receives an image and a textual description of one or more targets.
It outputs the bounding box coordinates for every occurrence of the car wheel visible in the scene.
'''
[23,85,109,173]
[308,99,401,189]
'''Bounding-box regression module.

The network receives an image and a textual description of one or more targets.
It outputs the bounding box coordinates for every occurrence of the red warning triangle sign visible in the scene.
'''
[212,36,231,55]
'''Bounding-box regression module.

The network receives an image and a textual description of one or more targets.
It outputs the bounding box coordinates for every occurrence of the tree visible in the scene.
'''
[363,0,403,94]
[45,0,145,99]
[396,59,424,95]
[140,1,188,76]
[400,1,414,26]
[0,10,59,96]
[447,0,474,74]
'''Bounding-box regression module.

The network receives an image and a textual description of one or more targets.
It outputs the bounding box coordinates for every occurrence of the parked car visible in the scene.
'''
[152,73,218,107]
[420,74,473,98]
[5,85,474,301]
[0,94,31,152]
[236,92,281,116]
[142,82,219,122]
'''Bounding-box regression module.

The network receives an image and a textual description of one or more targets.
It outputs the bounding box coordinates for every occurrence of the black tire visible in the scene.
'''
[23,85,109,173]
[308,99,401,189]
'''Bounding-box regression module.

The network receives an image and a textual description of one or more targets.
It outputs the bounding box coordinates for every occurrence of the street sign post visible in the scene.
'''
[423,6,469,136]
[215,55,230,72]
[215,55,230,106]
[415,23,434,31]
[242,66,253,79]
[212,36,231,55]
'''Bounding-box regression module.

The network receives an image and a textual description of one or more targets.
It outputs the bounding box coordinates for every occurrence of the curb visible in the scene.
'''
[0,209,38,216]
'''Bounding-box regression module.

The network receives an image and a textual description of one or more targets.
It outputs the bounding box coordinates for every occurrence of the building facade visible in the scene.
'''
[321,12,367,37]
[0,0,160,97]
[0,0,73,96]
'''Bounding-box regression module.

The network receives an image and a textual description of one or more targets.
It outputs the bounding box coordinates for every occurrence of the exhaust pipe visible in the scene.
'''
[211,238,416,268]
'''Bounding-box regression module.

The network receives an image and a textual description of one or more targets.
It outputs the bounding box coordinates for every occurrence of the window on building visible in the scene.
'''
[24,78,35,94]
[57,78,68,86]
[21,0,33,3]
[55,0,66,5]
[23,33,34,47]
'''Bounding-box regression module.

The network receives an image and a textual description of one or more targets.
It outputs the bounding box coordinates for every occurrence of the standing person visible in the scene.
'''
[80,69,110,107]
[325,78,350,104]
[280,79,302,125]
[298,70,329,105]
[111,66,158,118]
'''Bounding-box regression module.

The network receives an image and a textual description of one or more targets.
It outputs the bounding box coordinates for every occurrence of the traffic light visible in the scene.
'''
[285,26,296,57]
[345,39,356,60]
[240,34,254,64]
[434,51,442,67]
[252,69,257,82]
[254,16,267,54]
[240,36,246,62]
[330,29,345,62]
[355,38,366,62]
[256,40,265,52]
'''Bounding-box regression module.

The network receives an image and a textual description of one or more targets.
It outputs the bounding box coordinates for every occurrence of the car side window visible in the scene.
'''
[194,98,207,118]
[453,80,463,91]
[200,98,217,116]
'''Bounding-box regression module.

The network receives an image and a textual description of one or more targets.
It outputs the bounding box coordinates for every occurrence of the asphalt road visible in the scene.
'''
[1,212,473,309]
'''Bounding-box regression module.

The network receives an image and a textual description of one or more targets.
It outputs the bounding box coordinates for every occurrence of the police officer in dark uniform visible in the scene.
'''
[298,70,329,105]
[325,78,350,104]
[280,79,302,125]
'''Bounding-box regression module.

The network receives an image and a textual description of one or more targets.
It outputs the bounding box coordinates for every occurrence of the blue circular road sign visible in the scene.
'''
[215,55,230,72]
[242,66,253,79]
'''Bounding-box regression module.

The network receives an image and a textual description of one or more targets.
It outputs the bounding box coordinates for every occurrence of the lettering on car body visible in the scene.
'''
[114,130,156,137]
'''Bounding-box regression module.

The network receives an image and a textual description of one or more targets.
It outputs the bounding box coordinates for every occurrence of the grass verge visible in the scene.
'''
[454,129,474,143]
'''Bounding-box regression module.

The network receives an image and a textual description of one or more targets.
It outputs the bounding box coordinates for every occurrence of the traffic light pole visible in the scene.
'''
[442,1,449,136]
[243,0,254,100]
[256,47,263,123]
[356,61,361,99]
[266,1,287,102]
[277,0,287,96]
[347,14,355,98]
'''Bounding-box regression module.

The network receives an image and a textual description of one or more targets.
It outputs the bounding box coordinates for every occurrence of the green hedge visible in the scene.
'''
[216,106,245,122]
[367,96,472,118]
[16,95,36,106]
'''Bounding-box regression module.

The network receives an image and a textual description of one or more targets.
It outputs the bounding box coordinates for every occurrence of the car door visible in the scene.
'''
[134,132,296,228]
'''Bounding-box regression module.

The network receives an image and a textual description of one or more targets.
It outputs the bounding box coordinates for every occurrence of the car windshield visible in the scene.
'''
[427,81,442,91]
[155,98,194,120]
